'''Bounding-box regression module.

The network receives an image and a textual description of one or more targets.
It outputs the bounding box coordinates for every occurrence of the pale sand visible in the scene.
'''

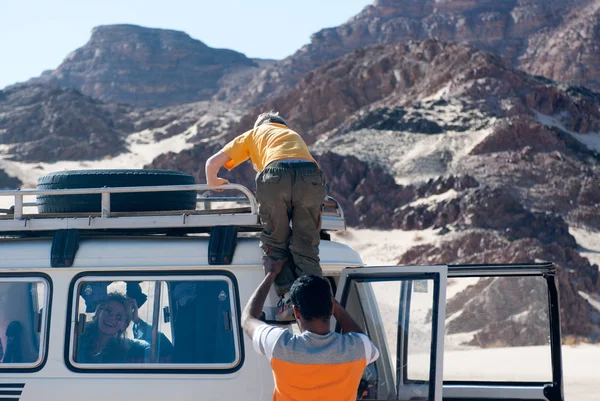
[331,227,443,266]
[407,344,599,400]
[569,226,600,271]
[536,112,600,154]
[0,127,197,189]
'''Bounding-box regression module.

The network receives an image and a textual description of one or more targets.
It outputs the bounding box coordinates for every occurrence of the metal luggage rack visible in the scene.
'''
[0,184,346,235]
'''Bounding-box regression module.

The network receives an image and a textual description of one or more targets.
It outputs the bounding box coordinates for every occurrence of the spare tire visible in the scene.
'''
[36,169,197,213]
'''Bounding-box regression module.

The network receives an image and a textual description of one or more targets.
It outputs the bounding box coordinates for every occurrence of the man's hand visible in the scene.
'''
[332,298,342,317]
[241,256,287,339]
[332,298,364,334]
[262,256,287,277]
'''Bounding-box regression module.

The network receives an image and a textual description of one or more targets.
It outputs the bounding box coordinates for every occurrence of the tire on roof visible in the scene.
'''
[36,169,197,214]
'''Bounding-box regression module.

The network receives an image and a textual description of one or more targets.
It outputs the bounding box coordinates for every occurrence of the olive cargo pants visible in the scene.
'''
[256,161,327,295]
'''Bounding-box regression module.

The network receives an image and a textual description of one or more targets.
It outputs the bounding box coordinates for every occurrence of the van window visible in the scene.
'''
[0,277,49,369]
[68,274,241,371]
[441,275,552,382]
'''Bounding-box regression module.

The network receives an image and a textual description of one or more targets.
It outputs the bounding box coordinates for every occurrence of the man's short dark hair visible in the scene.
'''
[290,275,333,321]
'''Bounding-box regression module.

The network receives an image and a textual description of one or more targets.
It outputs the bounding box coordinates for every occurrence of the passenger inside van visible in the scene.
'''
[2,321,23,363]
[126,282,174,362]
[75,293,150,364]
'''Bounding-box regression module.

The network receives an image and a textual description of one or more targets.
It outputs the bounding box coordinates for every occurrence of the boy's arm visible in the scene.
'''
[333,300,365,334]
[205,151,232,187]
[241,257,286,339]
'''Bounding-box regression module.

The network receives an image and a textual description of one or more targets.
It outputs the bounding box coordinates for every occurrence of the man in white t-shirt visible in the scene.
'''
[241,256,379,401]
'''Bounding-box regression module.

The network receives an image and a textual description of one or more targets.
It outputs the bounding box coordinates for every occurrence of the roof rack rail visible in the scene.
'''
[0,184,346,234]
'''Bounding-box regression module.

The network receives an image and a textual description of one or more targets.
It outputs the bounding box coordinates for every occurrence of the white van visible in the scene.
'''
[0,170,564,401]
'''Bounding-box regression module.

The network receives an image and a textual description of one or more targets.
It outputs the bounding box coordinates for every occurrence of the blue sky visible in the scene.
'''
[0,0,372,89]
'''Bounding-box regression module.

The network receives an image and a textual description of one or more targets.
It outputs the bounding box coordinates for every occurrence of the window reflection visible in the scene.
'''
[72,276,239,369]
[0,280,48,366]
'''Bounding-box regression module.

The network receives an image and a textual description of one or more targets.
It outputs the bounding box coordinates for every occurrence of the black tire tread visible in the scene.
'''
[36,169,197,213]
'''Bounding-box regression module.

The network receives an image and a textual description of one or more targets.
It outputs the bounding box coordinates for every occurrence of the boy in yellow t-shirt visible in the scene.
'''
[205,111,327,321]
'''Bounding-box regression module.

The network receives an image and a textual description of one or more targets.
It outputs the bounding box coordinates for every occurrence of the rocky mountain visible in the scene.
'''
[226,0,600,106]
[520,0,600,91]
[1,4,599,348]
[27,25,260,108]
[0,84,133,162]
[19,1,600,111]
[0,82,244,187]
[0,170,22,189]
[150,39,600,343]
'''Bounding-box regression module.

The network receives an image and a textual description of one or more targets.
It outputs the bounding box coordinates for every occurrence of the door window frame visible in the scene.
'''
[336,265,448,401]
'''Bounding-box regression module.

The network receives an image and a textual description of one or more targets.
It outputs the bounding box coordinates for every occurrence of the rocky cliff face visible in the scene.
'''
[0,84,133,162]
[225,0,600,106]
[21,1,600,109]
[0,170,21,189]
[0,83,244,164]
[520,1,600,91]
[2,9,599,345]
[400,229,600,344]
[150,39,600,343]
[29,25,259,108]
[230,40,600,146]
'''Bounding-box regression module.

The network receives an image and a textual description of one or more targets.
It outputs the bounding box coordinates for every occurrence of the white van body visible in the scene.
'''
[0,237,363,401]
[0,180,565,401]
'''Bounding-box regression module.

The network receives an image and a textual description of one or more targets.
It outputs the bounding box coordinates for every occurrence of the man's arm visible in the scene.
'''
[129,298,150,341]
[333,300,365,334]
[241,257,286,339]
[205,151,232,187]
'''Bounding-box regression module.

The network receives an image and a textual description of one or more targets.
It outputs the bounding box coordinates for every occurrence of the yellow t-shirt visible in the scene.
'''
[221,123,316,172]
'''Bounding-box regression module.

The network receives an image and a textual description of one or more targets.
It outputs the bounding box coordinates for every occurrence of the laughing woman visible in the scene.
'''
[76,292,150,364]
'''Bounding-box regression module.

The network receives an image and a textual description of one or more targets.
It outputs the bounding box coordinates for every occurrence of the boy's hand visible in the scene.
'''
[262,256,287,277]
[207,177,230,192]
[207,177,230,187]
[205,151,232,190]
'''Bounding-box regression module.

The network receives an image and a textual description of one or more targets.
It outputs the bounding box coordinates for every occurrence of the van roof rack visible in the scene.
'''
[0,184,346,236]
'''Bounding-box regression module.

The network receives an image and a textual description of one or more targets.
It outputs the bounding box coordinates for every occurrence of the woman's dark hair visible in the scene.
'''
[290,275,333,321]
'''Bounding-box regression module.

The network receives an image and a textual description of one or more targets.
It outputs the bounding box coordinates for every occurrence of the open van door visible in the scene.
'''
[336,265,448,401]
